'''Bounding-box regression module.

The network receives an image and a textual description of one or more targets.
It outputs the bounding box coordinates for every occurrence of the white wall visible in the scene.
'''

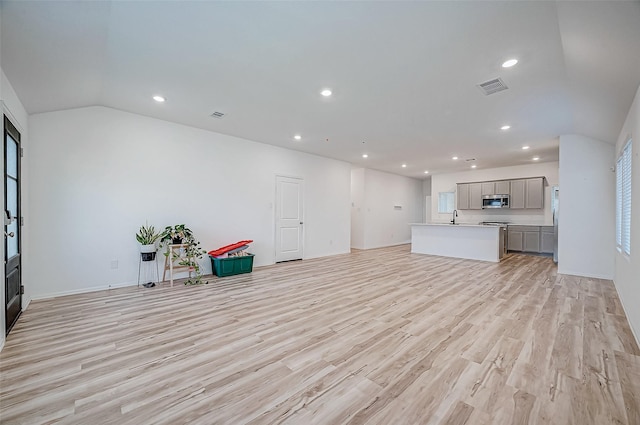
[1,68,30,350]
[614,84,640,343]
[28,106,351,299]
[558,135,615,279]
[350,168,422,249]
[350,168,365,249]
[430,162,559,225]
[422,176,432,223]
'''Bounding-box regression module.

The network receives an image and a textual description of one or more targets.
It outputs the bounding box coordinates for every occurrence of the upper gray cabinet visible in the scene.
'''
[481,182,495,195]
[457,183,470,210]
[456,182,482,210]
[510,179,526,209]
[469,183,482,210]
[458,177,545,210]
[526,178,544,209]
[495,180,510,195]
[481,180,510,195]
[510,178,544,209]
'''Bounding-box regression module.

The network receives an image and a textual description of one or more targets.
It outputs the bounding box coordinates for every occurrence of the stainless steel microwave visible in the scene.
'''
[482,194,510,209]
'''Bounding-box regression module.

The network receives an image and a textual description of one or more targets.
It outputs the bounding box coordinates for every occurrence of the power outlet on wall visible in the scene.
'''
[110,260,118,269]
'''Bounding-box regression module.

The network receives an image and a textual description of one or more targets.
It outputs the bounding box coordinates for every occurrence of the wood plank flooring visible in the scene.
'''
[1,245,639,424]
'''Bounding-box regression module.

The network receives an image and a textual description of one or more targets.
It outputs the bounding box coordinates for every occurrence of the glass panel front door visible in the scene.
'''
[4,116,22,334]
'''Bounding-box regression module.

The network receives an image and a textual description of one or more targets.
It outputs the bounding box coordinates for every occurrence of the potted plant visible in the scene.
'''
[159,224,192,245]
[159,224,207,285]
[136,223,160,261]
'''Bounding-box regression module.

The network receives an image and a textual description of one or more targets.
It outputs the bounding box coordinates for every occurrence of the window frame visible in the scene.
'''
[438,192,455,214]
[616,139,632,256]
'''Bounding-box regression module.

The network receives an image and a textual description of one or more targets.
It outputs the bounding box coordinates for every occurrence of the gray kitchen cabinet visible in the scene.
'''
[540,226,554,254]
[481,180,510,195]
[510,178,544,209]
[469,183,482,210]
[510,180,526,209]
[457,183,469,209]
[508,231,523,251]
[526,178,544,209]
[495,180,510,195]
[458,177,543,210]
[481,182,495,195]
[523,230,541,252]
[508,225,553,254]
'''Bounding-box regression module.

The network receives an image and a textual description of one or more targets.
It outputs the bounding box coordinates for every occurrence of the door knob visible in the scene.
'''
[300,222,304,225]
[5,232,15,238]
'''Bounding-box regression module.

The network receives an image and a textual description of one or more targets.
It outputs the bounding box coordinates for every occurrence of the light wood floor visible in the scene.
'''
[1,245,639,425]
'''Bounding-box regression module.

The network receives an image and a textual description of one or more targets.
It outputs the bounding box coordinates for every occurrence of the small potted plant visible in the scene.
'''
[159,224,207,285]
[136,223,160,261]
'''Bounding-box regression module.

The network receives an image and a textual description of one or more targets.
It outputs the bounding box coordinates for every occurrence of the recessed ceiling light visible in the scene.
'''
[501,125,511,130]
[452,156,459,160]
[321,89,332,97]
[424,171,429,174]
[502,59,518,68]
[471,165,477,169]
[294,134,301,140]
[532,156,540,161]
[401,164,407,168]
[153,95,165,103]
[522,146,530,150]
[362,154,368,158]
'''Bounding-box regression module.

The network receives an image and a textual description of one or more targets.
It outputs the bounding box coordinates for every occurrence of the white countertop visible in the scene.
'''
[410,222,552,227]
[410,223,502,228]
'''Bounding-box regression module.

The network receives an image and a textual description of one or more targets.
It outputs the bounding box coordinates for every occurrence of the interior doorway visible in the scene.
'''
[275,176,304,262]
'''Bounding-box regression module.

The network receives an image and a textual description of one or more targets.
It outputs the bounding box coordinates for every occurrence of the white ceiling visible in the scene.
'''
[2,1,639,177]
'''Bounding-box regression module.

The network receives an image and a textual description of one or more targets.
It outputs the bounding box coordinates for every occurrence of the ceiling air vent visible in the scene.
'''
[210,111,226,119]
[477,78,508,95]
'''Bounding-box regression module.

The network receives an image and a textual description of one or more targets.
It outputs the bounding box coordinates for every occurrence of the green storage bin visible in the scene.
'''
[210,254,254,277]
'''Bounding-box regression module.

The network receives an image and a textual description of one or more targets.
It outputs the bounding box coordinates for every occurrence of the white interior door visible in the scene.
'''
[275,176,304,262]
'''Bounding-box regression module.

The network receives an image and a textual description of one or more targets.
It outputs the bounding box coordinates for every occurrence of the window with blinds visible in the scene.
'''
[438,192,455,213]
[616,139,632,255]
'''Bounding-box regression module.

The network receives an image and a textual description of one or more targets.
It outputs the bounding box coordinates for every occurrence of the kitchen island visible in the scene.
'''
[410,223,506,262]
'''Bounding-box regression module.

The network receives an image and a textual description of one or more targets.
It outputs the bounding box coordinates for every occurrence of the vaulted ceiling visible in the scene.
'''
[2,1,639,177]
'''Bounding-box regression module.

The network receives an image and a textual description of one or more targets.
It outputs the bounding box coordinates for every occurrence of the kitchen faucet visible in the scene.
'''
[451,209,458,224]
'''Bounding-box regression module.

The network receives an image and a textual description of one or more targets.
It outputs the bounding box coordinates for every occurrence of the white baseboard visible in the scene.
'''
[303,249,351,261]
[360,240,411,250]
[557,269,614,280]
[31,280,138,301]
